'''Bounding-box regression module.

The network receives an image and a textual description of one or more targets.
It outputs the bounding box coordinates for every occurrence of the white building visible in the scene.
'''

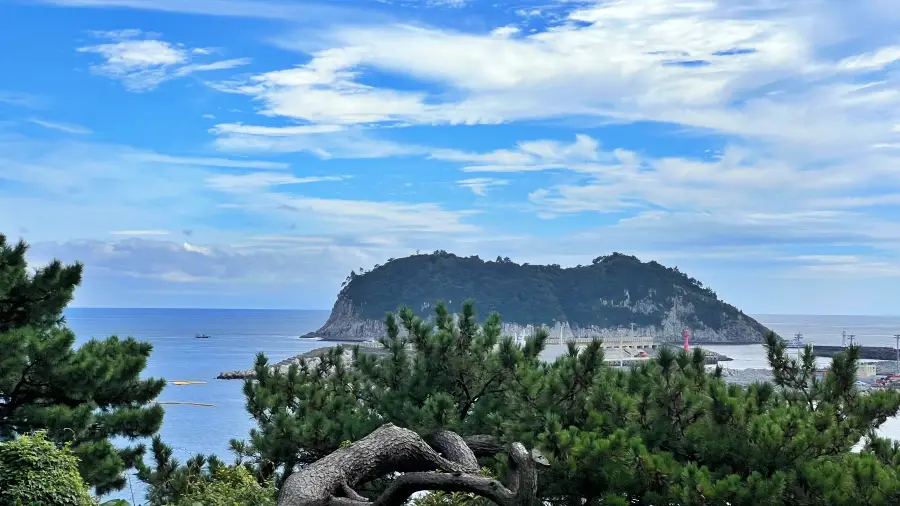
[857,363,877,379]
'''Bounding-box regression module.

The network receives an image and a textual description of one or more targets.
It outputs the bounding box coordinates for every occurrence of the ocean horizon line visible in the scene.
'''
[64,307,900,318]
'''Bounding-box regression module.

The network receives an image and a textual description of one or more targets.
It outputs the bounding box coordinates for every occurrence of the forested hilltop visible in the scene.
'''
[305,251,772,343]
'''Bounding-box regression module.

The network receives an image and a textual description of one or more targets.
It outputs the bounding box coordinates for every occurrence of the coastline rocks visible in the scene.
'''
[217,345,393,380]
[216,347,354,380]
[302,294,769,344]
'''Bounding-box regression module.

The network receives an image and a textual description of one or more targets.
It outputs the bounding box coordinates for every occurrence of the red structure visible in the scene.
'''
[683,328,691,351]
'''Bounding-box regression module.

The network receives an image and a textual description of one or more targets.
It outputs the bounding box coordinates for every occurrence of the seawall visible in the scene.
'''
[814,345,900,361]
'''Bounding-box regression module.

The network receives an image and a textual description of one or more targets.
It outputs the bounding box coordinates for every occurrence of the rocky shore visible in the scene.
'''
[216,345,391,380]
[302,293,770,345]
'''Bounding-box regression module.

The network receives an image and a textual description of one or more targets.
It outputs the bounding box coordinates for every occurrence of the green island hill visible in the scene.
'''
[302,251,772,344]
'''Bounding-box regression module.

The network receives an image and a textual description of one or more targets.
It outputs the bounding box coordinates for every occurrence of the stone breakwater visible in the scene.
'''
[216,346,390,380]
[813,346,900,361]
[301,293,769,344]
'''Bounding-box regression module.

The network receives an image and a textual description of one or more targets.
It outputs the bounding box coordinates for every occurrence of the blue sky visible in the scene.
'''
[2,0,900,314]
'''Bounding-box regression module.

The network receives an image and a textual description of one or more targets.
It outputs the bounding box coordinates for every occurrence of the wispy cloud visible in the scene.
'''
[205,173,348,192]
[457,177,509,196]
[425,0,471,7]
[110,229,172,236]
[214,0,900,157]
[36,0,391,23]
[28,118,93,135]
[129,153,290,170]
[432,134,600,172]
[211,123,346,136]
[77,29,250,91]
[0,91,49,109]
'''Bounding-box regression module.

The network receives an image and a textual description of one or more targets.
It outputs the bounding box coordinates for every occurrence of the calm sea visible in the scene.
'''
[66,308,333,503]
[63,309,900,503]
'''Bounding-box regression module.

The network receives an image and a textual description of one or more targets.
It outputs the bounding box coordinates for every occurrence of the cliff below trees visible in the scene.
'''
[303,251,773,344]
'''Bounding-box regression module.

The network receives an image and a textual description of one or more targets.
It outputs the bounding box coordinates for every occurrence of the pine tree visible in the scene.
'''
[231,300,543,486]
[0,234,166,495]
[177,298,900,505]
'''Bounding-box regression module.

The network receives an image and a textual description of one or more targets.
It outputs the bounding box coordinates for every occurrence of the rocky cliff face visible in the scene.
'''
[302,292,769,344]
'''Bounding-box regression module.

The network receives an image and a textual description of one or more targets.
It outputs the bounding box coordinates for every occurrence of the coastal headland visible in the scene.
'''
[301,251,773,345]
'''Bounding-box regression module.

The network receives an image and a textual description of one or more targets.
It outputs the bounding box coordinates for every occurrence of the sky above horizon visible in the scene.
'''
[2,0,900,315]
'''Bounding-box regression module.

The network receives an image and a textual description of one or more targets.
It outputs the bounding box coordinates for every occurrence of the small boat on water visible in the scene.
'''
[195,333,211,339]
[785,333,806,349]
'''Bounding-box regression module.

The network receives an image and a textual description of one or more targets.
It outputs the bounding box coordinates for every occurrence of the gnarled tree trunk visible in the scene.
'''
[277,424,543,506]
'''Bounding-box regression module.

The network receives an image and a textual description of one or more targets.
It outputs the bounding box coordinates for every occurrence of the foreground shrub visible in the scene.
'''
[168,465,276,506]
[0,431,96,506]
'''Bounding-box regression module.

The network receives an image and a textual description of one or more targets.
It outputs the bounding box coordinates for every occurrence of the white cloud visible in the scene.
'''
[212,126,426,159]
[28,118,93,135]
[38,0,387,23]
[432,134,601,172]
[0,91,48,109]
[1,135,483,263]
[426,0,470,7]
[183,242,212,255]
[130,153,290,170]
[88,28,150,39]
[225,193,481,235]
[432,133,900,220]
[490,25,521,38]
[77,29,250,91]
[211,123,346,136]
[214,46,431,125]
[110,230,172,236]
[457,177,509,196]
[203,0,900,158]
[205,173,348,192]
[838,45,900,71]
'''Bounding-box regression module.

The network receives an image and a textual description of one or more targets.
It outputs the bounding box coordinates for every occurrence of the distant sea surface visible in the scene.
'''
[64,309,900,503]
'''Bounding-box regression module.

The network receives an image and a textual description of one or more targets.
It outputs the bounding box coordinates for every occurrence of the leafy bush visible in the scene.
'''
[167,465,276,506]
[0,431,96,506]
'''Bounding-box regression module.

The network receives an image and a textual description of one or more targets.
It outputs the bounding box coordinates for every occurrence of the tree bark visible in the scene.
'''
[277,424,540,506]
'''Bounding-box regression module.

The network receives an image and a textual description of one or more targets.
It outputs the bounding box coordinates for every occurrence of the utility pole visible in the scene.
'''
[894,334,900,374]
[848,334,856,347]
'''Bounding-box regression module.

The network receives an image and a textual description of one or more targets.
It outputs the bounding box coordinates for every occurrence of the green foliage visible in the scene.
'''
[230,300,541,485]
[229,300,900,506]
[339,250,760,333]
[0,431,97,506]
[0,233,166,495]
[172,466,276,506]
[136,436,276,506]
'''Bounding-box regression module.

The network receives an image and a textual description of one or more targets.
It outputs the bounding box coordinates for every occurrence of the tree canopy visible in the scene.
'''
[334,251,767,339]
[0,234,166,495]
[217,300,900,506]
